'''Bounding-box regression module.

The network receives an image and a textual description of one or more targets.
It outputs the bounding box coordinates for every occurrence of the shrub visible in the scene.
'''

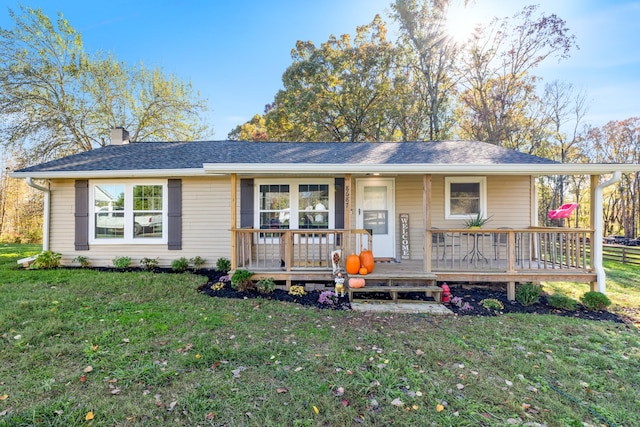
[547,293,577,311]
[171,257,190,272]
[31,251,62,269]
[211,281,227,291]
[256,277,276,294]
[231,269,254,291]
[318,290,338,306]
[140,257,159,271]
[516,282,542,306]
[580,291,611,311]
[480,298,504,310]
[112,256,132,270]
[190,256,206,270]
[216,257,231,273]
[288,285,306,296]
[73,255,90,268]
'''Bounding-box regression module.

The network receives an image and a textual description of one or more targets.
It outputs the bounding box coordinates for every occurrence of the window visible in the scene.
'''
[259,184,290,230]
[90,181,167,243]
[256,180,333,230]
[445,177,487,219]
[298,184,329,229]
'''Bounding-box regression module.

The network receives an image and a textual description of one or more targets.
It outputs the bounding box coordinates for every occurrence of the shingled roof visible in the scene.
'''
[13,140,558,175]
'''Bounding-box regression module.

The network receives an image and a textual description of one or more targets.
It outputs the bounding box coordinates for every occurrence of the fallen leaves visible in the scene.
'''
[231,366,247,378]
[391,398,404,407]
[85,411,94,421]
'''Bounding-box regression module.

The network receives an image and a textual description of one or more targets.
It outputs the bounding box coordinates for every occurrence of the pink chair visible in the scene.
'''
[548,203,578,220]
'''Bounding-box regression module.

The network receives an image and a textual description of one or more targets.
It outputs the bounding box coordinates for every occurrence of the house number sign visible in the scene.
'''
[400,213,410,259]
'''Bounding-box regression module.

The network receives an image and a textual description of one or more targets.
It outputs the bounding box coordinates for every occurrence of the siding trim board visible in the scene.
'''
[168,179,182,250]
[74,180,89,250]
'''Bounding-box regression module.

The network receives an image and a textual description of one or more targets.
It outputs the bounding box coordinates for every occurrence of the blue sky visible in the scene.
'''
[1,0,638,139]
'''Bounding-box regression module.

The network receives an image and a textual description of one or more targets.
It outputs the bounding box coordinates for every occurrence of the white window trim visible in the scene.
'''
[254,178,334,230]
[89,180,168,245]
[444,176,487,220]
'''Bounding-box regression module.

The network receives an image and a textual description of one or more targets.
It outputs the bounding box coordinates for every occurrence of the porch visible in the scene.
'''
[232,227,596,300]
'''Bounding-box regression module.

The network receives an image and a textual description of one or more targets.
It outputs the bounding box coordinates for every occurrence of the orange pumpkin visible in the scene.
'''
[348,277,365,288]
[345,253,361,274]
[359,250,375,273]
[358,266,368,275]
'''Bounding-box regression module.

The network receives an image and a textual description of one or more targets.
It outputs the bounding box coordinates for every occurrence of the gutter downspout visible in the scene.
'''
[594,171,621,293]
[26,177,50,252]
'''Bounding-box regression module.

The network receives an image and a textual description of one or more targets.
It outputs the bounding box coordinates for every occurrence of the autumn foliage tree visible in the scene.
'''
[0,6,210,165]
[583,118,640,237]
[264,15,398,142]
[456,5,577,151]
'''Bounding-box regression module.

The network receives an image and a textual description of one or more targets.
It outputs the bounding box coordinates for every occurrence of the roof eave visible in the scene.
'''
[9,168,211,179]
[203,163,640,175]
[10,163,640,179]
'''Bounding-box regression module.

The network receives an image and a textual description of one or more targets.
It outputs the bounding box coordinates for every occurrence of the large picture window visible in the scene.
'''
[445,177,487,219]
[256,180,333,230]
[90,181,167,243]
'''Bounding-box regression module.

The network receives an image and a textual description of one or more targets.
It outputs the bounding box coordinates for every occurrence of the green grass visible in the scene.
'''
[0,244,639,426]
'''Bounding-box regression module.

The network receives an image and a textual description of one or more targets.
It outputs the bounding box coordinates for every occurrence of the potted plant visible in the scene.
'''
[464,212,492,229]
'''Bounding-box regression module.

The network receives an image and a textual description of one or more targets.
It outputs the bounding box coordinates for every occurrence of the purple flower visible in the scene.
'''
[318,290,338,306]
[461,302,473,311]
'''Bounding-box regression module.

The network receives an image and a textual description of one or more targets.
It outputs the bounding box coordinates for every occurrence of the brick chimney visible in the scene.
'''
[110,127,130,145]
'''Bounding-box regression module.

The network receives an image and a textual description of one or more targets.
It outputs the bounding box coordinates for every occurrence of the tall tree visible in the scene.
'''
[265,15,399,142]
[391,0,458,140]
[456,5,577,149]
[538,81,589,225]
[584,118,640,237]
[0,6,209,164]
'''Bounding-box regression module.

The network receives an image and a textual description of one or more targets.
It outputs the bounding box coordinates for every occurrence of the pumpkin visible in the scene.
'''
[348,277,365,288]
[359,266,368,275]
[359,249,375,273]
[345,253,361,274]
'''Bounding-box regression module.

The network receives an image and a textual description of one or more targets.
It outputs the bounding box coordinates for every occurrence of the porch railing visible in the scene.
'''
[427,227,593,272]
[233,228,372,271]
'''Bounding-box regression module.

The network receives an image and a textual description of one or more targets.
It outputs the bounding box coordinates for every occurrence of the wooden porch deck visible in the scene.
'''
[236,227,596,300]
[249,259,596,300]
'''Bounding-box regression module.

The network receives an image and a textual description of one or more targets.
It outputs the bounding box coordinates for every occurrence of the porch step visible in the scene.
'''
[348,285,443,303]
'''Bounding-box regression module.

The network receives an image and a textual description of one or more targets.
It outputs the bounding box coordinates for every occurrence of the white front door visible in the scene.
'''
[356,178,395,258]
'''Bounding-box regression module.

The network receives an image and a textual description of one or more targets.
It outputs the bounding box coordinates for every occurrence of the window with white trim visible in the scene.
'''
[445,177,487,219]
[256,179,333,230]
[90,181,167,243]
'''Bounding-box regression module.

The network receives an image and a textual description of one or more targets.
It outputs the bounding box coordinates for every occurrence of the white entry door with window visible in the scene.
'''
[356,178,395,258]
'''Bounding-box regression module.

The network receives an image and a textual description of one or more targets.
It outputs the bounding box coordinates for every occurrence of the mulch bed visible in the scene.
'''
[197,269,625,323]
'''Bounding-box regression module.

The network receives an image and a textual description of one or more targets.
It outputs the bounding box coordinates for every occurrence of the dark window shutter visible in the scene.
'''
[167,179,182,250]
[334,178,344,229]
[75,180,90,250]
[240,179,254,228]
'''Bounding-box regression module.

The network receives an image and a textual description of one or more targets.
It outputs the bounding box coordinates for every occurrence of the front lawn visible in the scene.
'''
[0,244,638,426]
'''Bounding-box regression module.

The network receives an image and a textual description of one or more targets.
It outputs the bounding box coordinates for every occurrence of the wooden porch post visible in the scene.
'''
[589,175,598,292]
[230,173,237,271]
[344,174,352,254]
[424,174,432,272]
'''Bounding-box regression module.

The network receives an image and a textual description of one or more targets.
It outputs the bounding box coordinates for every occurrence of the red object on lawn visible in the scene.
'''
[440,283,450,303]
[548,203,578,220]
